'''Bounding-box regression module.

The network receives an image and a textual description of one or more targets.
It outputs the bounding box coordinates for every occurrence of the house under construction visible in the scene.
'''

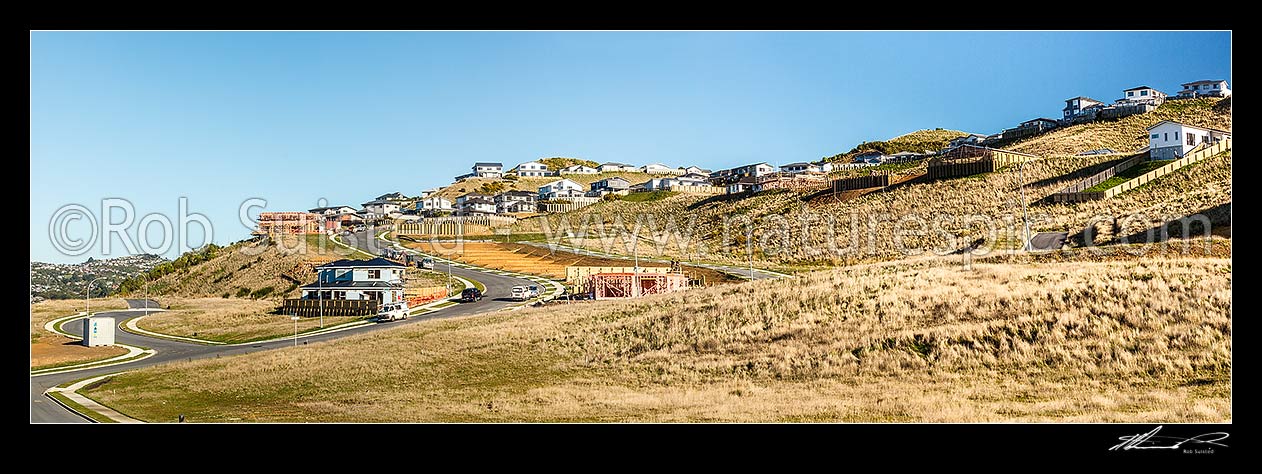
[585,271,690,299]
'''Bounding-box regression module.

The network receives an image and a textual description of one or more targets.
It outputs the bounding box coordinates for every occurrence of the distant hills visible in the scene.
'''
[30,254,168,301]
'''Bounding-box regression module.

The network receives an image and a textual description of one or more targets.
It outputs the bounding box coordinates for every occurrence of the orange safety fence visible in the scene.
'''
[406,286,450,306]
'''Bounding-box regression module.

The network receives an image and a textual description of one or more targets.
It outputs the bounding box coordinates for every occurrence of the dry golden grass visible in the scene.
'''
[30,299,129,369]
[133,297,365,344]
[1004,98,1231,156]
[434,172,658,201]
[84,255,1229,422]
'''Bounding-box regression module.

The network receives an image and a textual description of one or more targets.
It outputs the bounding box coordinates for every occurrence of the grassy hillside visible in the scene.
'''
[83,254,1230,422]
[824,129,969,163]
[1002,97,1231,156]
[538,157,599,171]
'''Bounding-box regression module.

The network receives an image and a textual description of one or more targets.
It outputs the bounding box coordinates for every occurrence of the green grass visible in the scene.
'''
[47,391,117,423]
[1084,159,1174,192]
[618,190,678,202]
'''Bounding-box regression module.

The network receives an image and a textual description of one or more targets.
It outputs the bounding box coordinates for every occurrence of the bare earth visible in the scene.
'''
[134,297,366,344]
[30,299,128,370]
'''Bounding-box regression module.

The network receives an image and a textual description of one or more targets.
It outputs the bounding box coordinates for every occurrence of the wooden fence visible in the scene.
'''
[1051,138,1230,203]
[667,184,726,195]
[539,198,600,213]
[832,174,890,192]
[937,144,1036,167]
[1049,155,1147,203]
[396,215,517,236]
[926,158,995,180]
[280,298,378,317]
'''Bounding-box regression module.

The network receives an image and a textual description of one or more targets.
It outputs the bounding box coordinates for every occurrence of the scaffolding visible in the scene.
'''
[585,272,690,300]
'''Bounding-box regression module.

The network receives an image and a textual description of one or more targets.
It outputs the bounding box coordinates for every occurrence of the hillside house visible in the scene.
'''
[1063,96,1105,119]
[418,189,439,199]
[301,258,406,305]
[726,176,758,194]
[416,196,453,215]
[640,163,681,174]
[494,190,536,212]
[559,164,599,175]
[309,205,357,217]
[887,151,924,161]
[590,176,630,193]
[498,200,535,214]
[362,200,402,217]
[854,150,887,164]
[1177,80,1231,99]
[598,162,637,173]
[255,212,322,235]
[472,162,504,178]
[680,165,712,175]
[1020,118,1059,132]
[1146,120,1231,160]
[780,162,817,173]
[513,161,552,177]
[455,193,491,207]
[1118,86,1167,105]
[308,206,358,232]
[460,197,497,215]
[538,178,585,199]
[711,162,776,183]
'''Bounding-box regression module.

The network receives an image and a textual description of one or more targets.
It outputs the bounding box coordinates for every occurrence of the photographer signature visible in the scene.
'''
[1110,426,1229,451]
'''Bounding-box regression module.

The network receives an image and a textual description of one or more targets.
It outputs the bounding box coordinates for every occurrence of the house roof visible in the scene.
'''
[1144,120,1232,134]
[854,150,885,156]
[316,257,405,269]
[561,164,595,170]
[464,197,495,205]
[300,280,403,290]
[1182,80,1227,86]
[600,162,633,167]
[888,151,920,156]
[781,162,812,167]
[458,192,490,199]
[473,162,503,168]
[597,176,630,184]
[497,190,535,198]
[1065,96,1103,103]
[1123,86,1156,91]
[540,178,581,187]
[642,163,671,168]
[376,192,407,200]
[1023,117,1059,123]
[309,206,355,213]
[362,200,400,206]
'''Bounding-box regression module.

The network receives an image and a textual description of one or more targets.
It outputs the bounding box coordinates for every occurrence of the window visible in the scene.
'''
[368,269,381,279]
[1164,133,1169,141]
[1187,133,1195,146]
[1127,91,1135,97]
[1141,90,1148,96]
[1151,134,1160,140]
[1213,84,1220,89]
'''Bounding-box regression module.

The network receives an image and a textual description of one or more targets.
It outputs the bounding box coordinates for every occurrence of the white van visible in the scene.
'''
[377,302,409,322]
[510,286,530,301]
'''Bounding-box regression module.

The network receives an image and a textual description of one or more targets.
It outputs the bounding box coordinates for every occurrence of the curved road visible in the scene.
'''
[31,226,535,423]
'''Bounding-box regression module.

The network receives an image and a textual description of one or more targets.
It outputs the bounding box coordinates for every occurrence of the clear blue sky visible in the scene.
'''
[30,31,1231,263]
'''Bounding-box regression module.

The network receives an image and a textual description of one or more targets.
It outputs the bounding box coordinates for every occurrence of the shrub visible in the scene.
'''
[250,286,275,299]
[235,287,252,298]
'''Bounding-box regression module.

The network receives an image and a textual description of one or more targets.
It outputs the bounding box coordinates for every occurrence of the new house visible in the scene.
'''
[538,178,585,199]
[1146,120,1231,160]
[854,150,887,164]
[1118,86,1167,105]
[590,176,630,193]
[1019,118,1059,132]
[711,162,776,183]
[780,162,817,174]
[640,163,680,175]
[725,176,758,194]
[494,190,536,213]
[644,174,711,191]
[1063,96,1105,119]
[308,206,358,232]
[1177,80,1231,99]
[455,193,491,206]
[598,162,637,173]
[559,164,599,175]
[309,205,357,216]
[947,133,988,149]
[301,258,406,304]
[680,165,712,175]
[513,161,552,177]
[416,196,453,215]
[376,192,408,202]
[361,200,402,218]
[886,151,924,161]
[467,162,504,179]
[460,197,497,215]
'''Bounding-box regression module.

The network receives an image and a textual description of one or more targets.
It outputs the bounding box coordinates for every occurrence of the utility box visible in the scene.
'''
[83,316,115,347]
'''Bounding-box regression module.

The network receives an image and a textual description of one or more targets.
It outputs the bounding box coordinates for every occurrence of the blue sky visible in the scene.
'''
[30,31,1230,263]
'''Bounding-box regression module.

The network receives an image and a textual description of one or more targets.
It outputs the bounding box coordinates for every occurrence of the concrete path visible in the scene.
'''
[46,373,142,423]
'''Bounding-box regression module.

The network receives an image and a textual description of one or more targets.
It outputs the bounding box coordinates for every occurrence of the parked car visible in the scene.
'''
[460,288,484,302]
[420,258,434,270]
[376,302,409,322]
[528,285,540,298]
[510,285,529,301]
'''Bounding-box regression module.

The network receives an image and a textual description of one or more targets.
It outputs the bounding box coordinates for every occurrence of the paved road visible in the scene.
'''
[123,298,161,309]
[31,226,534,423]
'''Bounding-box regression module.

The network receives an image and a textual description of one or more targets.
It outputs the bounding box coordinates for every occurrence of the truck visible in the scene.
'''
[376,302,409,322]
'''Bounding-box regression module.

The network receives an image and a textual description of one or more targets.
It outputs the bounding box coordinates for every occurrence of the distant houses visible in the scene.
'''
[494,190,537,213]
[680,165,712,175]
[1118,86,1167,105]
[538,178,585,200]
[456,162,504,180]
[640,163,681,175]
[780,161,834,174]
[598,162,638,173]
[1146,120,1231,160]
[415,196,453,216]
[362,200,402,219]
[590,176,630,194]
[711,162,776,184]
[1177,80,1231,99]
[854,150,887,164]
[1062,96,1106,120]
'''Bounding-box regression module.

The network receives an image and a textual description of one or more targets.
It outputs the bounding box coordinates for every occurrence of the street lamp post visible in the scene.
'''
[84,276,102,316]
[318,271,324,329]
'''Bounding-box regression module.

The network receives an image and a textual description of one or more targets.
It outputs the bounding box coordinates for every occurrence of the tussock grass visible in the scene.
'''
[85,256,1229,422]
[1004,98,1230,156]
[134,297,366,343]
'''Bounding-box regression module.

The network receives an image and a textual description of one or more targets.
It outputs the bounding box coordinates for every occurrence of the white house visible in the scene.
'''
[886,151,924,161]
[309,205,357,217]
[461,197,497,215]
[780,162,815,174]
[455,193,490,206]
[1177,80,1230,99]
[1146,120,1231,160]
[1118,86,1167,104]
[416,196,453,214]
[640,163,680,175]
[947,133,989,149]
[854,150,887,164]
[494,190,536,213]
[472,162,504,178]
[301,258,406,304]
[598,162,637,173]
[1063,96,1105,119]
[559,164,599,175]
[680,165,711,175]
[514,161,551,177]
[362,200,401,217]
[538,178,585,199]
[711,163,776,183]
[678,173,711,184]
